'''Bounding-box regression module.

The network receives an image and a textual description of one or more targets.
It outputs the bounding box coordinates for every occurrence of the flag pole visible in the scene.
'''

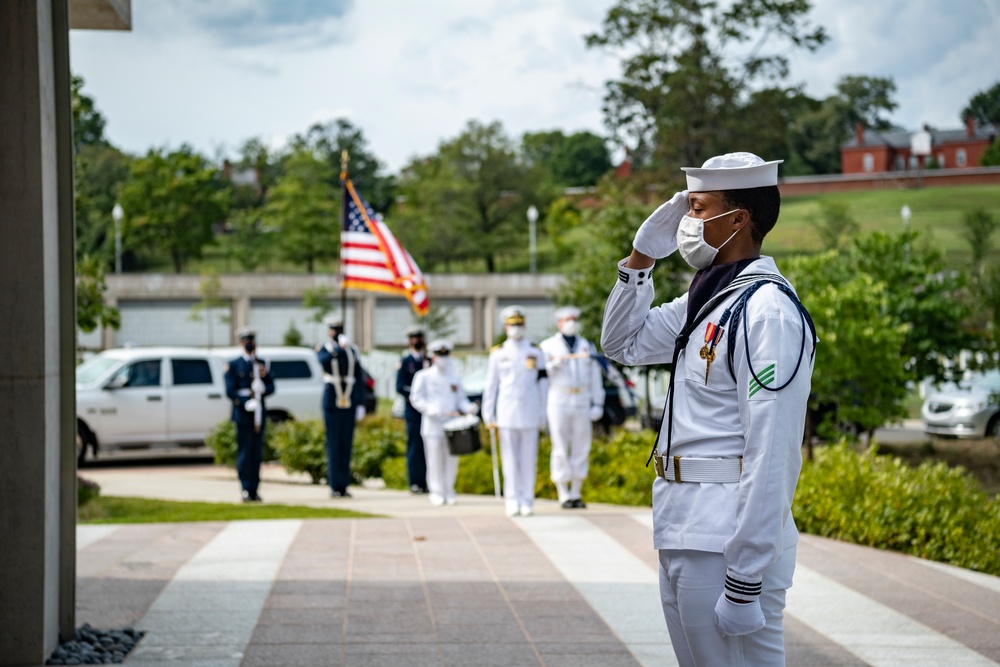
[339,149,349,325]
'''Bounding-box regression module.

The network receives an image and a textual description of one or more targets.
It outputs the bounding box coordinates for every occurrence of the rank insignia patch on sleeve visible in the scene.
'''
[748,361,777,400]
[618,269,630,283]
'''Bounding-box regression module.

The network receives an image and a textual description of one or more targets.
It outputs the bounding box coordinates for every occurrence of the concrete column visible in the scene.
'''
[0,1,77,664]
[483,294,498,349]
[471,297,484,350]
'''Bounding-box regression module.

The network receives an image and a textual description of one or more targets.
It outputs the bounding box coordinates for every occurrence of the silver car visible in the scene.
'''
[921,370,1000,441]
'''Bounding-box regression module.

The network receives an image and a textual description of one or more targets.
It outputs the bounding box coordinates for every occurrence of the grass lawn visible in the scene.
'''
[78,496,376,524]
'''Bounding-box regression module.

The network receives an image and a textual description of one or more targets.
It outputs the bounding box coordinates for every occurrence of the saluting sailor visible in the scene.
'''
[601,152,817,667]
[408,339,478,506]
[223,327,275,503]
[482,306,549,517]
[317,316,367,498]
[539,306,604,509]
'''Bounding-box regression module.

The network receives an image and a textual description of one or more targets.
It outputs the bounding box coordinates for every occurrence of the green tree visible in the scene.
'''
[222,208,273,272]
[812,199,859,250]
[522,130,613,187]
[71,74,107,150]
[74,143,132,266]
[262,148,339,273]
[189,268,229,348]
[982,136,1000,167]
[585,0,827,169]
[119,146,230,273]
[396,120,529,273]
[962,81,1000,127]
[76,255,121,334]
[961,208,998,272]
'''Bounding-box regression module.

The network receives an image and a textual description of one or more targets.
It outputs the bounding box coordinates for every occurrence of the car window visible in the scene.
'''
[113,359,161,388]
[76,356,120,384]
[972,372,1000,392]
[171,359,213,386]
[269,360,312,380]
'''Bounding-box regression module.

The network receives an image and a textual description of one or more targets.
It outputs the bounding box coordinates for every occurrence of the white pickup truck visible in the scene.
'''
[74,346,376,464]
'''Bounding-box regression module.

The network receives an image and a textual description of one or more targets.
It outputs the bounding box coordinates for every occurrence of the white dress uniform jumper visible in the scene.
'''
[482,336,548,516]
[539,331,604,504]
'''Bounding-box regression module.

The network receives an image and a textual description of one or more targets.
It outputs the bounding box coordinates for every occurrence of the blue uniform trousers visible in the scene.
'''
[405,415,427,490]
[324,407,356,493]
[235,420,263,495]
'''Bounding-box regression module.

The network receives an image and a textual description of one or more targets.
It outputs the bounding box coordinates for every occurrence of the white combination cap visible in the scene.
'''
[404,324,425,338]
[554,306,580,321]
[324,315,344,329]
[428,339,452,354]
[236,327,256,340]
[501,306,526,325]
[681,152,783,192]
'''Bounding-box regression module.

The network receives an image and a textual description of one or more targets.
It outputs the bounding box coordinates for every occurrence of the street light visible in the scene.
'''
[526,205,538,274]
[900,204,911,231]
[112,203,123,274]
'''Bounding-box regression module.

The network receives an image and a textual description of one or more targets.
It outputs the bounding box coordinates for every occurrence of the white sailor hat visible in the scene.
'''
[428,339,453,355]
[323,315,344,329]
[554,306,580,321]
[404,325,426,338]
[501,306,526,326]
[236,326,256,340]
[681,152,783,192]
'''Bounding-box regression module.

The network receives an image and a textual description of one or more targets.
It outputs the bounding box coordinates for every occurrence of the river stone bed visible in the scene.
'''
[45,624,144,665]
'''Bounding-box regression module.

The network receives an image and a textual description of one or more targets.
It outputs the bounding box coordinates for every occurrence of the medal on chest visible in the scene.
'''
[699,322,724,384]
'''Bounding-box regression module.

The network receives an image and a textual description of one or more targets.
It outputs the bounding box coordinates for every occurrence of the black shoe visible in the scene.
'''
[250,491,262,502]
[573,498,587,509]
[561,500,575,510]
[331,489,352,498]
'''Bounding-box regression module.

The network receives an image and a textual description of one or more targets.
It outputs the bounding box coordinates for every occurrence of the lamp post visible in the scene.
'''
[526,205,538,274]
[112,202,124,274]
[900,204,911,231]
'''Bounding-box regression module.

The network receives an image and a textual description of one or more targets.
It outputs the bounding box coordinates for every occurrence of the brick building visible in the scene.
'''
[841,117,996,174]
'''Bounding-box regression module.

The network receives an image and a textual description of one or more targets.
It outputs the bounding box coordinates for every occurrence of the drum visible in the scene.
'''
[442,414,482,456]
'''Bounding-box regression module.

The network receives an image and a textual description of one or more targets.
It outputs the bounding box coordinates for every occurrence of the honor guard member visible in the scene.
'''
[601,152,817,667]
[482,306,549,517]
[539,306,604,509]
[317,316,367,498]
[396,325,430,494]
[224,327,275,502]
[409,340,479,506]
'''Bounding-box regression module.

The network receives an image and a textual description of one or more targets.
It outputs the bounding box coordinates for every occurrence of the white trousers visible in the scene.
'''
[547,405,592,497]
[658,546,796,667]
[498,427,538,513]
[423,434,459,503]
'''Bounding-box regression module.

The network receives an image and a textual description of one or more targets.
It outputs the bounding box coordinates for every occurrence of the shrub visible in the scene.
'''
[352,414,406,484]
[270,419,327,484]
[794,442,1000,575]
[77,475,100,507]
[204,419,276,468]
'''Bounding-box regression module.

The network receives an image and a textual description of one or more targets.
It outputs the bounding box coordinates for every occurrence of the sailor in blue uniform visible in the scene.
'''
[223,327,275,502]
[317,317,367,497]
[396,325,429,494]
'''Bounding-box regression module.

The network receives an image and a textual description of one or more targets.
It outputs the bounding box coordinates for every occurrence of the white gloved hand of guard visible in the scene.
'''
[464,403,479,416]
[714,594,765,637]
[251,379,266,395]
[589,406,604,422]
[632,190,689,259]
[355,405,366,421]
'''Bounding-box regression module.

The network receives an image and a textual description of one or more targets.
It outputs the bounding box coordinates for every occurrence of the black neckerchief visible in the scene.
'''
[561,334,577,351]
[685,257,759,326]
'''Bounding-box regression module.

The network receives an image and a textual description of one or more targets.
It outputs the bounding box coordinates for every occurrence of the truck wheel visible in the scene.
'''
[76,424,90,466]
[988,414,1000,445]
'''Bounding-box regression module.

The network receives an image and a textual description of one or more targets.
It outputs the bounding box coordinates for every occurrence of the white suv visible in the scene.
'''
[75,346,330,464]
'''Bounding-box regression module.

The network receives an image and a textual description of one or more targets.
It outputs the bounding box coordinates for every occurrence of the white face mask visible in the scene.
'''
[506,325,525,340]
[434,356,452,374]
[558,319,580,336]
[676,209,740,270]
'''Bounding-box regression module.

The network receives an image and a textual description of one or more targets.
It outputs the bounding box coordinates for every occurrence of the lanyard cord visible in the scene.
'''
[644,278,817,467]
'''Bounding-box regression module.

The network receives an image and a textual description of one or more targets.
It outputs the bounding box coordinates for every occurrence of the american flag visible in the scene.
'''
[340,179,430,316]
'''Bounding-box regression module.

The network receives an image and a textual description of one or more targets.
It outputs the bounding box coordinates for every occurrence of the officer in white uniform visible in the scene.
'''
[409,340,478,506]
[601,153,816,667]
[539,306,604,509]
[482,306,549,517]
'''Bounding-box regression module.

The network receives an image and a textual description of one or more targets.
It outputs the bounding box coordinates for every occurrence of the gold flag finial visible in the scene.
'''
[340,149,349,180]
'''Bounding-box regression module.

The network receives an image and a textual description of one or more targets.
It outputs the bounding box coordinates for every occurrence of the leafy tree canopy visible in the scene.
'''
[962,81,1000,127]
[522,130,613,187]
[71,75,107,150]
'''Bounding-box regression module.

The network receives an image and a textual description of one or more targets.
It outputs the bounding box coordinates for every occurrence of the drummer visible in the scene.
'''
[408,339,479,506]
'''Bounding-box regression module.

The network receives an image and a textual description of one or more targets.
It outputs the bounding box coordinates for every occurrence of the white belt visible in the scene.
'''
[655,456,742,483]
[237,389,252,396]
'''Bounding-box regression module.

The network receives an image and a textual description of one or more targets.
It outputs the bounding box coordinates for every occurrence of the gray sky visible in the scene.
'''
[70,0,1000,173]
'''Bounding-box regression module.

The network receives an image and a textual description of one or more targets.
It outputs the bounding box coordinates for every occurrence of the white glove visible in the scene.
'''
[464,403,479,415]
[244,398,259,413]
[632,190,689,259]
[251,379,266,395]
[589,406,604,422]
[714,594,765,637]
[355,405,366,421]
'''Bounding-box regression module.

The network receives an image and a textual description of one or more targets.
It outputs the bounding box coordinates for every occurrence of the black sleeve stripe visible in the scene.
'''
[618,269,630,283]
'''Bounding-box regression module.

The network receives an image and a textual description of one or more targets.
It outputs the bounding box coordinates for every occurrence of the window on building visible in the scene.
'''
[909,155,919,170]
[957,148,967,167]
[937,153,945,168]
[894,155,905,171]
[863,153,874,172]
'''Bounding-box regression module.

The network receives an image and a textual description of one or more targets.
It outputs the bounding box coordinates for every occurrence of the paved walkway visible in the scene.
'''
[75,463,1000,666]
